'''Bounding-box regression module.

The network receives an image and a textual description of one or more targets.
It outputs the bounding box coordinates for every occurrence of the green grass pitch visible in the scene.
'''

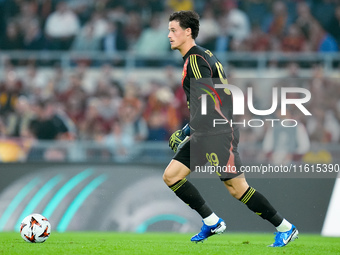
[1,232,340,255]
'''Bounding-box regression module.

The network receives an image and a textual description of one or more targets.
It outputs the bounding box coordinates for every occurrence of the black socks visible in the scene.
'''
[169,178,213,218]
[239,187,283,227]
[169,181,283,227]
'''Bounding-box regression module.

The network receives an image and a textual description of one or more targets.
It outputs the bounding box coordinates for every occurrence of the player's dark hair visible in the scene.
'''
[169,10,200,39]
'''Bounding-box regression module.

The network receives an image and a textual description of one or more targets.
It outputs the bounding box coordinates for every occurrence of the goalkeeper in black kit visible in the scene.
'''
[163,10,298,247]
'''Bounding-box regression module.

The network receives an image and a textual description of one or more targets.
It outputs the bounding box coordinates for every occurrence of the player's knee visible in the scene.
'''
[163,171,174,186]
[227,187,240,199]
[224,183,246,199]
[163,160,191,186]
[163,170,185,186]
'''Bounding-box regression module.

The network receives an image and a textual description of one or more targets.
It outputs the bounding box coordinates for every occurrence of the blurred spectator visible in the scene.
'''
[0,22,23,50]
[23,21,45,50]
[263,109,310,164]
[281,24,306,52]
[144,86,179,141]
[61,78,87,124]
[134,14,169,60]
[44,1,80,50]
[84,11,109,39]
[13,0,39,35]
[246,25,271,52]
[78,98,110,140]
[57,73,87,104]
[164,65,189,126]
[96,64,124,96]
[71,23,100,52]
[120,80,144,126]
[123,11,143,49]
[28,99,71,140]
[295,2,317,42]
[196,7,219,49]
[145,111,170,141]
[27,99,74,161]
[49,64,69,94]
[65,96,86,131]
[55,100,77,140]
[316,24,339,52]
[103,97,148,160]
[102,121,135,162]
[102,96,148,161]
[119,101,148,142]
[262,1,293,39]
[223,0,251,47]
[306,19,338,52]
[5,96,33,138]
[37,0,57,27]
[96,85,121,125]
[0,67,22,116]
[214,15,230,52]
[21,64,47,96]
[100,21,127,53]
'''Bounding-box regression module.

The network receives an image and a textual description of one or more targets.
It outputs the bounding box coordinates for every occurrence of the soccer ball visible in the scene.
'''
[20,213,51,243]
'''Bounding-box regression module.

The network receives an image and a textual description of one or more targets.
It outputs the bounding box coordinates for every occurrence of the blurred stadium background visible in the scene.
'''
[0,0,340,237]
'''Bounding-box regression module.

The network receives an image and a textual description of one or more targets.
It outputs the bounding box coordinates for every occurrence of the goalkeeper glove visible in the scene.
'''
[169,124,191,153]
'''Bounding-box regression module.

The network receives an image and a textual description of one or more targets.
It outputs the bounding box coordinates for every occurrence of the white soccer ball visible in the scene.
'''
[20,213,51,243]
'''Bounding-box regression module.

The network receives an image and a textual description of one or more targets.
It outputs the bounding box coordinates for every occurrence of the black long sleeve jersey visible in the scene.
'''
[181,45,236,135]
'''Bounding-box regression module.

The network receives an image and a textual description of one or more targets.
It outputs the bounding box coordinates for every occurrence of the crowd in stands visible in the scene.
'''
[0,0,339,53]
[0,62,188,147]
[0,0,340,162]
[228,63,340,164]
[1,61,339,145]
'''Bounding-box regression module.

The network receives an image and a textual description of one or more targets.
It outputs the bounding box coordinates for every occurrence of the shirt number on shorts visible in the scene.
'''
[206,153,221,176]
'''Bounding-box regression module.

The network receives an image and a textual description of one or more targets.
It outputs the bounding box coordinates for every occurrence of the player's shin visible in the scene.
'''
[239,187,285,227]
[168,178,214,219]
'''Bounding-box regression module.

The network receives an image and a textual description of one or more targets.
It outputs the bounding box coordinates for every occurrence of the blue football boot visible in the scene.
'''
[191,218,226,243]
[269,225,299,247]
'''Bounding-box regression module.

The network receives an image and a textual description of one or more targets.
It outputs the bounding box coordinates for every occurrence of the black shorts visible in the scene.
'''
[173,129,243,181]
